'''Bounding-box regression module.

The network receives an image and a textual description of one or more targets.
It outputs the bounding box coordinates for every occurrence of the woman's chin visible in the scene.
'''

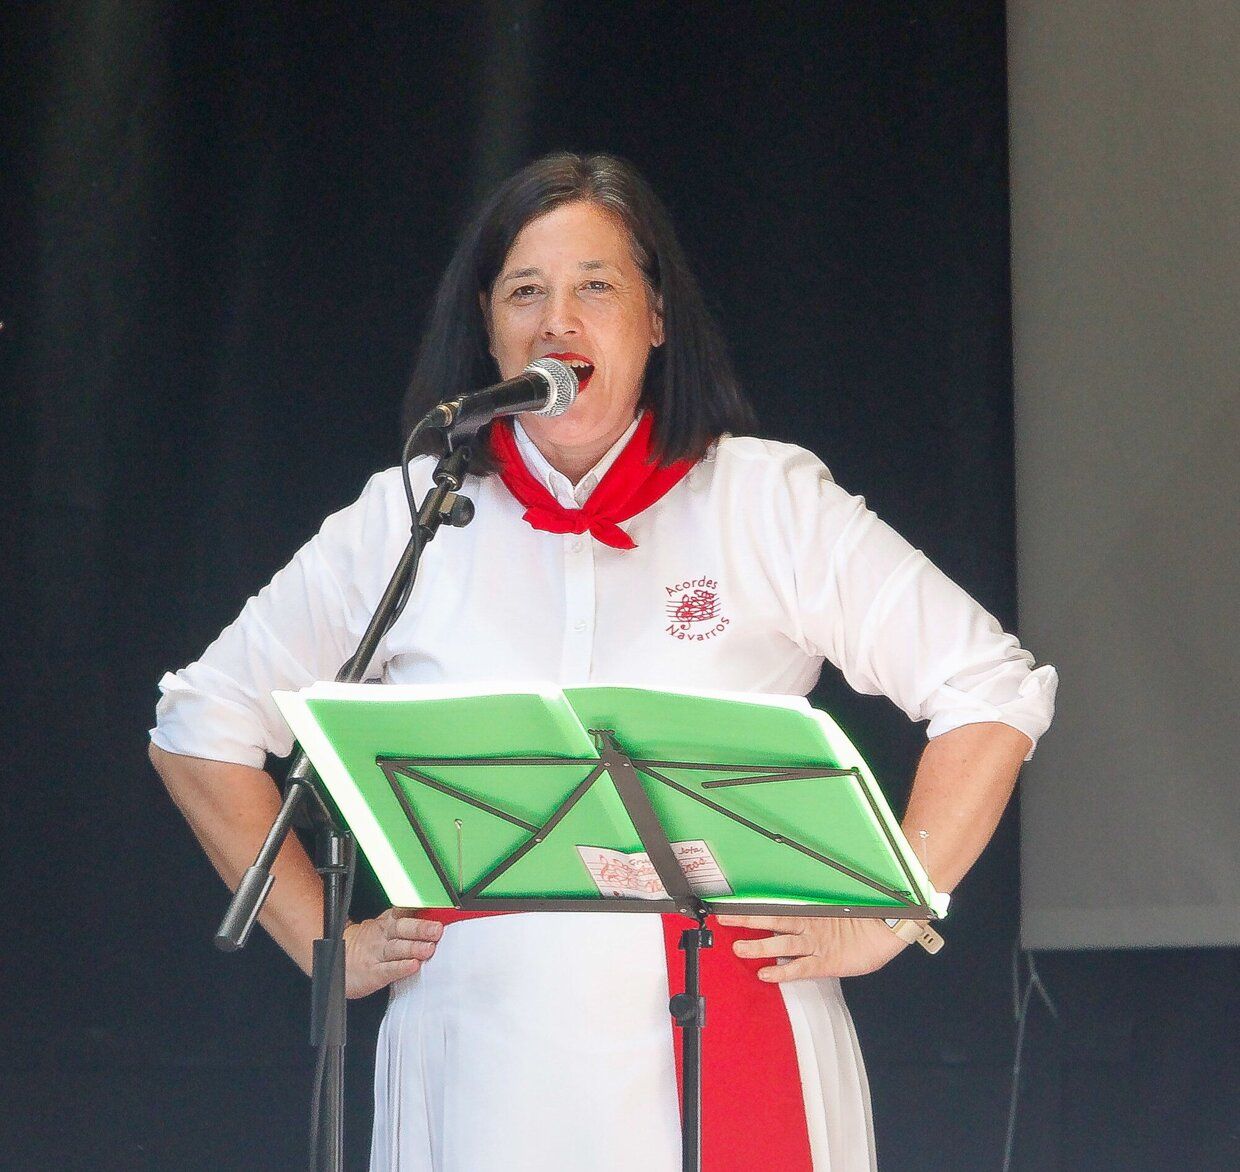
[523,409,632,451]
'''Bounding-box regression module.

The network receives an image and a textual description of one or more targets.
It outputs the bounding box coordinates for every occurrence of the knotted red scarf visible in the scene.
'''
[488,412,695,550]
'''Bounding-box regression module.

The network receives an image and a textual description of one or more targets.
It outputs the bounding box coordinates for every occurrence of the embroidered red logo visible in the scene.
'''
[664,576,731,641]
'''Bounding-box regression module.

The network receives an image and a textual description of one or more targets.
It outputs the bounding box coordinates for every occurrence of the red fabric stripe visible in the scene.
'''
[489,413,695,550]
[663,915,814,1171]
[415,909,813,1168]
[416,908,500,925]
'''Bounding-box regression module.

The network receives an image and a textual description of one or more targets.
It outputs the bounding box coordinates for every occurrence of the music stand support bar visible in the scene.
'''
[670,922,712,1172]
[213,441,476,1172]
[592,730,713,1172]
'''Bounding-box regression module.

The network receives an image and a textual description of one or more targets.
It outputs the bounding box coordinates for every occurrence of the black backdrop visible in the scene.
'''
[3,4,1234,1170]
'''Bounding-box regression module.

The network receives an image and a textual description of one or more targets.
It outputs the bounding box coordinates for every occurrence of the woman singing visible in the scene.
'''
[151,152,1056,1170]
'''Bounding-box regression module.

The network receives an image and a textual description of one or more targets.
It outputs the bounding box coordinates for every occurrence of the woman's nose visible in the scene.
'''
[539,287,581,338]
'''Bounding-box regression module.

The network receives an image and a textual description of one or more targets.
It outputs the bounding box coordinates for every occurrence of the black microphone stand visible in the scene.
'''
[214,439,477,1172]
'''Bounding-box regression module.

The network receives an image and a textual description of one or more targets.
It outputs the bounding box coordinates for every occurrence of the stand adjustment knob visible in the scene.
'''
[669,992,705,1027]
[439,492,475,527]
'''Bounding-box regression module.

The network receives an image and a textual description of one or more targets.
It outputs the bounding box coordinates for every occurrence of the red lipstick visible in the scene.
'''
[544,351,595,392]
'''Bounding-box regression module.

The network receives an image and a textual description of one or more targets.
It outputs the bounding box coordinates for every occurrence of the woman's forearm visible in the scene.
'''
[149,742,325,975]
[900,721,1032,894]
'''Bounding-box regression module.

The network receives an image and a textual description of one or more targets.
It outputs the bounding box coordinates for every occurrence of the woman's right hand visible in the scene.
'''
[343,909,444,999]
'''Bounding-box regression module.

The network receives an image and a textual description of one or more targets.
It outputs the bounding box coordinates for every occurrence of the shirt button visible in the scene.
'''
[570,538,585,553]
[573,620,587,632]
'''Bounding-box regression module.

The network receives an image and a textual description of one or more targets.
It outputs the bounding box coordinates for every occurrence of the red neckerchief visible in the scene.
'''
[488,412,695,550]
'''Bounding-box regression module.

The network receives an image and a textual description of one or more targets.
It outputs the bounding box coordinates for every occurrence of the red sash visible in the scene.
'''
[419,909,814,1169]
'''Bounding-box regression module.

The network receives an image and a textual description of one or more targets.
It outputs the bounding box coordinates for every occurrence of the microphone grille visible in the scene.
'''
[525,357,578,417]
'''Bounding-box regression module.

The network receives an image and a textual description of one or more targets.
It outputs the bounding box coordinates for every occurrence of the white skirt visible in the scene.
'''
[369,914,875,1171]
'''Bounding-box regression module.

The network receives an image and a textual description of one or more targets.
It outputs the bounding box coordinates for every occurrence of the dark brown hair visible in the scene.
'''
[401,152,755,469]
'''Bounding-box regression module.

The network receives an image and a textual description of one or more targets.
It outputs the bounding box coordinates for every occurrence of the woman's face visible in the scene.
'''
[485,199,663,466]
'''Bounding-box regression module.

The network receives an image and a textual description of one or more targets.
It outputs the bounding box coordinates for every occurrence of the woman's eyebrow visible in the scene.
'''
[500,259,619,282]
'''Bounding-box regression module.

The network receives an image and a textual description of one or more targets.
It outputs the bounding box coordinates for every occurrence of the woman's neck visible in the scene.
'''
[532,440,610,485]
[522,416,637,485]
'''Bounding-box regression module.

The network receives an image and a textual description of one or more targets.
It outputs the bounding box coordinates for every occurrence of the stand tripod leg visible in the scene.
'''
[310,830,351,1172]
[669,921,713,1172]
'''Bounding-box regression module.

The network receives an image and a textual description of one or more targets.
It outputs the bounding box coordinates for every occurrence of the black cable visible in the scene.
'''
[332,416,434,685]
[400,415,431,526]
[385,415,437,631]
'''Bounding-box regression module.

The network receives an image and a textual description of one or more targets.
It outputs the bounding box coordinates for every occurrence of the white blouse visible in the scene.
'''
[153,428,1056,766]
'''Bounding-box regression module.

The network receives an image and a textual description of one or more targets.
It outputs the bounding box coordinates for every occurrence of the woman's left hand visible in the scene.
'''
[714,914,910,982]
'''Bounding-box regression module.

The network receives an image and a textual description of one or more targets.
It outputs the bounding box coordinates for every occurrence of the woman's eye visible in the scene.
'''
[510,285,541,299]
[583,279,612,292]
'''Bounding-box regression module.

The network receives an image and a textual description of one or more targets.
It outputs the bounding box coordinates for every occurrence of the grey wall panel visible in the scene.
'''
[1009,0,1239,948]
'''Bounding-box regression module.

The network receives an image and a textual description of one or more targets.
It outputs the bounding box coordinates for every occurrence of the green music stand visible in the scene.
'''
[275,681,947,1172]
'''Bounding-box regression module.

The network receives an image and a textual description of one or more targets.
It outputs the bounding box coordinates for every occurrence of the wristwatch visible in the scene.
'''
[883,917,945,954]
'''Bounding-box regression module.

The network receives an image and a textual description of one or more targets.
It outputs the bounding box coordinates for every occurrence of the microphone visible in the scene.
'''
[428,357,578,433]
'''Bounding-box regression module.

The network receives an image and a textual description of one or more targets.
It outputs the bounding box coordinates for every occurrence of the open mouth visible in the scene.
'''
[547,353,595,392]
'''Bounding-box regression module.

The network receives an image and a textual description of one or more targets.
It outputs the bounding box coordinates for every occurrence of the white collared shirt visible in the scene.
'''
[152,433,1056,767]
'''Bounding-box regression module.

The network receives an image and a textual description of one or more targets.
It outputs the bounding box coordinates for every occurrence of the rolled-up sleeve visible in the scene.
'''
[151,470,396,767]
[776,451,1057,758]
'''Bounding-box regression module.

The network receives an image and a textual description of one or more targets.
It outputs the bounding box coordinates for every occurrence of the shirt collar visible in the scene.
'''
[511,413,643,508]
